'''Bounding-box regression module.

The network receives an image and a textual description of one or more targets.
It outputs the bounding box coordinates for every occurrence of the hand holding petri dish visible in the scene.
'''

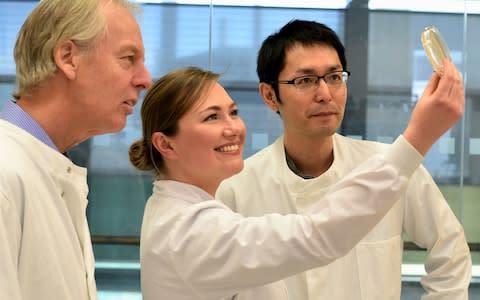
[421,25,451,75]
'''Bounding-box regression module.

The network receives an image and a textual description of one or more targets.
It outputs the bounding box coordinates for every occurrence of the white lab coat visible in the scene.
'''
[217,133,472,300]
[0,120,97,300]
[141,135,424,300]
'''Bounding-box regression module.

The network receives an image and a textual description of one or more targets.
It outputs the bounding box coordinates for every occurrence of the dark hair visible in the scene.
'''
[257,19,347,96]
[129,67,219,175]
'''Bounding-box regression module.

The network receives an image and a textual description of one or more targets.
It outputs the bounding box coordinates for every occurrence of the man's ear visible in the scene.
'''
[151,132,178,160]
[53,39,80,80]
[259,82,279,113]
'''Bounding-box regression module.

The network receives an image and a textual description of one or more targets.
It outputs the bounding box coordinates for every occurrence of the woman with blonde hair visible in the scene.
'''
[129,65,463,300]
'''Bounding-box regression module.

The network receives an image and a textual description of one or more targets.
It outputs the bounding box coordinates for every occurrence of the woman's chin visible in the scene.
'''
[223,162,245,179]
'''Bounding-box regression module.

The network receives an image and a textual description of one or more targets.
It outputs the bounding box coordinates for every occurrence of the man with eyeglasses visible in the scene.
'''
[217,19,471,299]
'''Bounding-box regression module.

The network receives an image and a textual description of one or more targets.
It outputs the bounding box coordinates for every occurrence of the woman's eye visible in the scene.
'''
[205,114,218,121]
[230,109,239,116]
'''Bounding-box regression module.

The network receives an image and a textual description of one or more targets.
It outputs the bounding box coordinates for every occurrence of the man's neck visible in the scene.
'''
[16,94,82,153]
[283,134,334,178]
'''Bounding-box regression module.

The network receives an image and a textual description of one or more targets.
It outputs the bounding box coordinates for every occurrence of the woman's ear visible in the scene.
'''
[152,132,178,160]
[259,82,279,113]
[54,39,80,80]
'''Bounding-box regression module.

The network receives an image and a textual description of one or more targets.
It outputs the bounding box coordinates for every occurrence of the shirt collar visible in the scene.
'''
[0,100,58,151]
[154,180,214,204]
[284,147,315,179]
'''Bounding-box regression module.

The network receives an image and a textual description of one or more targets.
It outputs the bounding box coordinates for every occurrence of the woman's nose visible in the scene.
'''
[223,117,244,137]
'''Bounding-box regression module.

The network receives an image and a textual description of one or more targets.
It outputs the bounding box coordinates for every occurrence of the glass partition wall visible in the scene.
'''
[0,0,478,298]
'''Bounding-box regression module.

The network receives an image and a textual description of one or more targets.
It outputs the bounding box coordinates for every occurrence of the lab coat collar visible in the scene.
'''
[152,180,214,205]
[273,134,340,187]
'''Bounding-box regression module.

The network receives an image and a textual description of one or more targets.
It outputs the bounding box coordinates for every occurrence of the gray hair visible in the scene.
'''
[13,0,141,99]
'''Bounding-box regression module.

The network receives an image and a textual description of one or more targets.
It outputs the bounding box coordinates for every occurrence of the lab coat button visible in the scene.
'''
[67,166,72,173]
[61,191,65,197]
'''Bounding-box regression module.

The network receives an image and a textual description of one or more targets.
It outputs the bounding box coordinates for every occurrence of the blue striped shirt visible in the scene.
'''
[0,100,58,151]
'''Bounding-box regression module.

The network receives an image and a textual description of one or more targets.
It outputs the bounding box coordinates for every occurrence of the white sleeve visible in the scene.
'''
[0,191,22,300]
[403,168,471,300]
[166,135,424,298]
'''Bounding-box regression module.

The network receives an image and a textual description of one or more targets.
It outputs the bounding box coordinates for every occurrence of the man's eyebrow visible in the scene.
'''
[118,44,142,55]
[295,64,343,75]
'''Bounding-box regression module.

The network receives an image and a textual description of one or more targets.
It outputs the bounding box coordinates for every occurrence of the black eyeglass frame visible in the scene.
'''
[269,70,351,88]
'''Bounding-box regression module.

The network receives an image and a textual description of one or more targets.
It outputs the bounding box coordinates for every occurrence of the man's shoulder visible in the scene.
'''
[334,134,391,155]
[219,139,280,188]
[242,138,284,175]
[335,135,434,187]
[0,123,43,183]
[0,124,32,161]
[245,142,277,163]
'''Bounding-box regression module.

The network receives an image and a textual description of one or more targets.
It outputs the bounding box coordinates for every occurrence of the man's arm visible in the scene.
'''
[403,167,471,300]
[0,192,22,299]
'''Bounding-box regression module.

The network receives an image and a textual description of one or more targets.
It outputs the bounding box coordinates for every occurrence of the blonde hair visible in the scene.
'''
[129,67,220,176]
[13,0,141,99]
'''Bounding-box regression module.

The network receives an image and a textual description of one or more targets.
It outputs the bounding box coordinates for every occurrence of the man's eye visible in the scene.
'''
[328,73,342,81]
[297,77,315,85]
[123,56,135,63]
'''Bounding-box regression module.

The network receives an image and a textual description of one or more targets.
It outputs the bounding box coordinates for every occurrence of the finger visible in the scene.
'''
[445,61,456,97]
[445,60,463,98]
[443,60,464,113]
[434,59,455,97]
[422,71,441,97]
[451,67,465,107]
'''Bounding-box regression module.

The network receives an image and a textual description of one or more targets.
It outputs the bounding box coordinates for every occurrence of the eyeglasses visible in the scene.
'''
[271,70,350,92]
